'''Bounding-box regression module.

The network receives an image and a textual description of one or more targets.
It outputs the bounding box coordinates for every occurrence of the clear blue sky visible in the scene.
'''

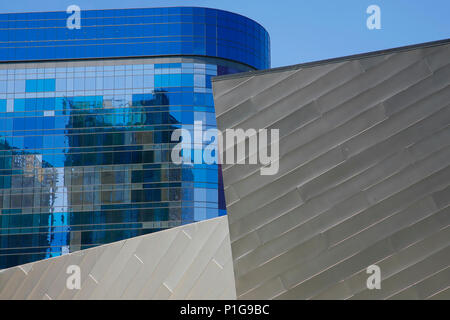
[1,0,449,68]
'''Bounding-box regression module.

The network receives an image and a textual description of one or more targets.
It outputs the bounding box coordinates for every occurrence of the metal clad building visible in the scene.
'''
[0,216,235,300]
[212,40,450,300]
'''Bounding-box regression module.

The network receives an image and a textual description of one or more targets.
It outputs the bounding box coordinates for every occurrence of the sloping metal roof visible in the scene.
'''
[0,216,236,300]
[213,41,450,299]
[213,38,450,81]
[1,40,449,301]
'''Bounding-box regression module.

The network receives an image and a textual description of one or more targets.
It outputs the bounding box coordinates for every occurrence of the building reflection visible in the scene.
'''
[0,139,60,267]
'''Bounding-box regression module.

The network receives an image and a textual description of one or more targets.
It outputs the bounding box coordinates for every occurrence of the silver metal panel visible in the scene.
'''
[0,216,236,300]
[213,41,450,300]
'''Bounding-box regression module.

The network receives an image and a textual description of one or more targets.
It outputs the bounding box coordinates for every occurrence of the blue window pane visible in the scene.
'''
[0,99,6,112]
[25,98,36,111]
[25,79,37,92]
[43,98,55,110]
[43,117,55,129]
[182,74,194,87]
[44,79,56,91]
[36,79,45,92]
[170,74,181,86]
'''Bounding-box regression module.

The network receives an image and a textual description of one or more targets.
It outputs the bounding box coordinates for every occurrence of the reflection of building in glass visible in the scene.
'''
[0,140,62,265]
[0,7,270,269]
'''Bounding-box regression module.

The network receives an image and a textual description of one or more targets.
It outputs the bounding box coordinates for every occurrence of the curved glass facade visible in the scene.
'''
[0,8,270,269]
[0,7,270,70]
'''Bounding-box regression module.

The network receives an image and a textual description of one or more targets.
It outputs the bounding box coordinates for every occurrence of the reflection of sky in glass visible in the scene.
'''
[0,7,270,70]
[0,58,251,269]
[0,7,269,269]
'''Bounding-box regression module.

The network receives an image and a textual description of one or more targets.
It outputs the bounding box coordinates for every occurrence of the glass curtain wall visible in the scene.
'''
[0,7,270,269]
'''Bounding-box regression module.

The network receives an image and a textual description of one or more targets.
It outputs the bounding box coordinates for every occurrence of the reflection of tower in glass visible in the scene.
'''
[0,139,62,266]
[62,91,194,251]
[0,7,270,269]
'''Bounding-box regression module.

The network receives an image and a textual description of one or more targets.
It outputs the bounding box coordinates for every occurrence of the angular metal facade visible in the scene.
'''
[0,216,235,300]
[212,40,450,299]
[1,40,449,300]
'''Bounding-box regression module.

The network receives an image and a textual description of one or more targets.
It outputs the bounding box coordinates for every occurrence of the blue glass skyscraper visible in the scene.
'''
[0,7,270,269]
